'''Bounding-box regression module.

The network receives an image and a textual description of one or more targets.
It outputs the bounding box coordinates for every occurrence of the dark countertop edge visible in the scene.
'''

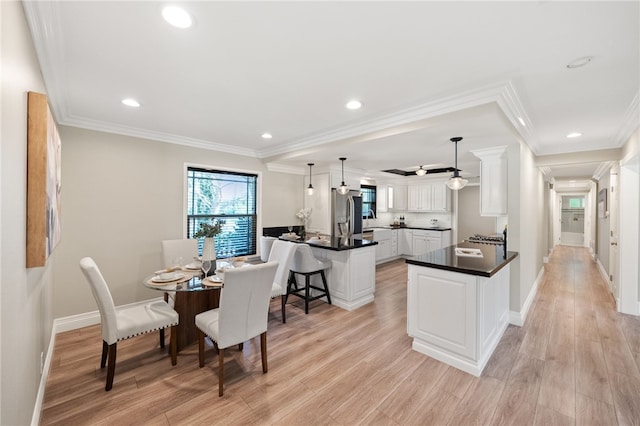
[406,251,519,278]
[364,226,452,231]
[278,237,378,251]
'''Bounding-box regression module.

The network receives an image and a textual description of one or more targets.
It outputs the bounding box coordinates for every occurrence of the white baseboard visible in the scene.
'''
[596,258,612,294]
[31,297,164,424]
[509,266,544,326]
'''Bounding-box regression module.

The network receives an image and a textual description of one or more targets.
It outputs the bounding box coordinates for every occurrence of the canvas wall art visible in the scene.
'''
[27,91,62,267]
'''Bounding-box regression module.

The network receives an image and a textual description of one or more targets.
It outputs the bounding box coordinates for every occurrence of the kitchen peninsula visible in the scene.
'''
[283,235,378,311]
[406,241,518,376]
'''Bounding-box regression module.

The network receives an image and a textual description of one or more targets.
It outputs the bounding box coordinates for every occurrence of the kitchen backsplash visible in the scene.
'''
[372,212,452,228]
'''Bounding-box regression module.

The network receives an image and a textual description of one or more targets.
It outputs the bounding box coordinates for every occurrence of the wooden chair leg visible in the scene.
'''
[105,343,117,391]
[170,325,177,366]
[321,270,332,304]
[218,348,225,397]
[198,330,205,368]
[260,332,268,373]
[304,275,311,314]
[281,294,287,323]
[100,341,108,368]
[159,328,165,349]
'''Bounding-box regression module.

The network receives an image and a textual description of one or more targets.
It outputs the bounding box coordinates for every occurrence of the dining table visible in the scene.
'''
[143,265,225,352]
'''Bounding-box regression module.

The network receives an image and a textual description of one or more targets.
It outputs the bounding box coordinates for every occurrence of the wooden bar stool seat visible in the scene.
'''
[286,244,332,315]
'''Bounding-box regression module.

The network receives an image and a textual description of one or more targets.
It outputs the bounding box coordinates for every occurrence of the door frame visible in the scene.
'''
[618,154,639,315]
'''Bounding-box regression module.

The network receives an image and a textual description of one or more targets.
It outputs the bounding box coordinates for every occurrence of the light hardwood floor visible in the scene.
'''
[40,246,640,425]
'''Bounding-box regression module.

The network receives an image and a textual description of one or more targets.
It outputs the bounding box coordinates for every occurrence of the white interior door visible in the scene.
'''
[609,166,620,304]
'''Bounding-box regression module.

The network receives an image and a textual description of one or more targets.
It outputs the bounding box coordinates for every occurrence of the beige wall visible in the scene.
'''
[457,185,497,240]
[54,126,303,318]
[507,139,546,315]
[1,2,54,424]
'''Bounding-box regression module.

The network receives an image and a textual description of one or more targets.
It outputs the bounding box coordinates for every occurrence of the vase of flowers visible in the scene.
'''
[192,219,224,262]
[296,208,312,239]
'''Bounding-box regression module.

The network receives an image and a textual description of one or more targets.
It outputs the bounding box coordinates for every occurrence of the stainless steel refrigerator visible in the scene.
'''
[331,189,363,239]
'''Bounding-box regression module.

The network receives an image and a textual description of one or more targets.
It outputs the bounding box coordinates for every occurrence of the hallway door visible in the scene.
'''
[560,195,586,246]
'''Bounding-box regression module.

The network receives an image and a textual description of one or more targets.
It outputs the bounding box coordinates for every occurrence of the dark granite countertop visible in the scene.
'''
[405,241,518,277]
[364,226,452,232]
[278,236,378,251]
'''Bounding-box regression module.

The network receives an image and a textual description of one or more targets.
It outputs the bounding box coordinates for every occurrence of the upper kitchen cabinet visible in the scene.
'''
[388,184,407,211]
[304,173,331,234]
[471,146,507,216]
[407,182,450,212]
[376,184,388,213]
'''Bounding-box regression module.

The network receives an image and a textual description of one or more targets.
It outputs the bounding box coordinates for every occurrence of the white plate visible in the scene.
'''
[184,263,201,270]
[151,273,186,283]
[202,276,223,287]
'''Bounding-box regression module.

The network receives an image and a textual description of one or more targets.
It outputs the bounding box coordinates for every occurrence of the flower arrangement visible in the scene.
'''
[192,219,225,238]
[296,208,312,225]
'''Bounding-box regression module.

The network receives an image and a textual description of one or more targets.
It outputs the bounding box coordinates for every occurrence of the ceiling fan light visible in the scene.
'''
[416,166,427,176]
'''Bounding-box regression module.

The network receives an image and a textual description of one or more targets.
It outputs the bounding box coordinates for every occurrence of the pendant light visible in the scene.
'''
[446,137,468,190]
[337,157,349,194]
[306,163,315,195]
[416,165,427,176]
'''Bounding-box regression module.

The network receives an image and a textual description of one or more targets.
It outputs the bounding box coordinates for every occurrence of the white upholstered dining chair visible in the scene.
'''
[267,240,298,323]
[195,261,279,396]
[79,257,179,391]
[161,238,198,268]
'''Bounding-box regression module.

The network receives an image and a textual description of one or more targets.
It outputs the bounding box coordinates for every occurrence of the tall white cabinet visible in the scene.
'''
[471,146,508,216]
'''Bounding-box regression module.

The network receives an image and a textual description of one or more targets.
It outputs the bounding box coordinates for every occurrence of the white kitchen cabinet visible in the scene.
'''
[407,183,450,212]
[399,229,413,255]
[388,185,407,211]
[407,263,510,376]
[412,230,452,255]
[376,184,388,213]
[376,239,392,261]
[373,228,398,263]
[311,245,376,311]
[471,146,508,216]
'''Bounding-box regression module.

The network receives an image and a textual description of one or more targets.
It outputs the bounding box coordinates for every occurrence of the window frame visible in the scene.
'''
[361,184,377,219]
[183,163,262,258]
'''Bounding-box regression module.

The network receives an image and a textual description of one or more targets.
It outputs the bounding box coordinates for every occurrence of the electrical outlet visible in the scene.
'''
[40,352,44,374]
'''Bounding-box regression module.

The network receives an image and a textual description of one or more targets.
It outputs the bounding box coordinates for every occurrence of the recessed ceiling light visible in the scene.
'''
[162,5,193,29]
[121,98,141,107]
[569,180,577,183]
[518,117,526,126]
[566,56,593,69]
[261,133,273,139]
[346,100,363,110]
[566,132,582,138]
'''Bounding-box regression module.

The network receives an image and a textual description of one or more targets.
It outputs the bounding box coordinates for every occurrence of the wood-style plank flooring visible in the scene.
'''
[40,246,640,425]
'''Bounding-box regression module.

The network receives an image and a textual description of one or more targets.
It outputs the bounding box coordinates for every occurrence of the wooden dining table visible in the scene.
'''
[143,269,223,352]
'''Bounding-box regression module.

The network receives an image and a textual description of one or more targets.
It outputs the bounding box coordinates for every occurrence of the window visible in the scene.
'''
[361,185,377,219]
[186,167,257,258]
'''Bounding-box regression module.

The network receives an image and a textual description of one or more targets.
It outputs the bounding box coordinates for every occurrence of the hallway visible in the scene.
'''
[484,245,640,424]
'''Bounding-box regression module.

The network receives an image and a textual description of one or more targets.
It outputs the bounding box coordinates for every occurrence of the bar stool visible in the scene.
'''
[286,244,332,314]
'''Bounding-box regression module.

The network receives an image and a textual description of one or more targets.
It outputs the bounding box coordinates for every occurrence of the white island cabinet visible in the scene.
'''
[308,242,376,311]
[406,242,517,376]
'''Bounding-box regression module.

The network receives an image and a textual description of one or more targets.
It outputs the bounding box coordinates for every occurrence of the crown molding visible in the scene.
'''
[593,161,616,181]
[265,163,305,174]
[63,114,261,157]
[613,92,640,148]
[22,0,68,123]
[260,81,536,161]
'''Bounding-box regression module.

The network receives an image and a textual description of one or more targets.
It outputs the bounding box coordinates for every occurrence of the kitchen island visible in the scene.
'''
[282,236,378,311]
[405,241,518,376]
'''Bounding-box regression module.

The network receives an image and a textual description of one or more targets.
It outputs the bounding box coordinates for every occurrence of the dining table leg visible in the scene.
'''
[172,289,220,352]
